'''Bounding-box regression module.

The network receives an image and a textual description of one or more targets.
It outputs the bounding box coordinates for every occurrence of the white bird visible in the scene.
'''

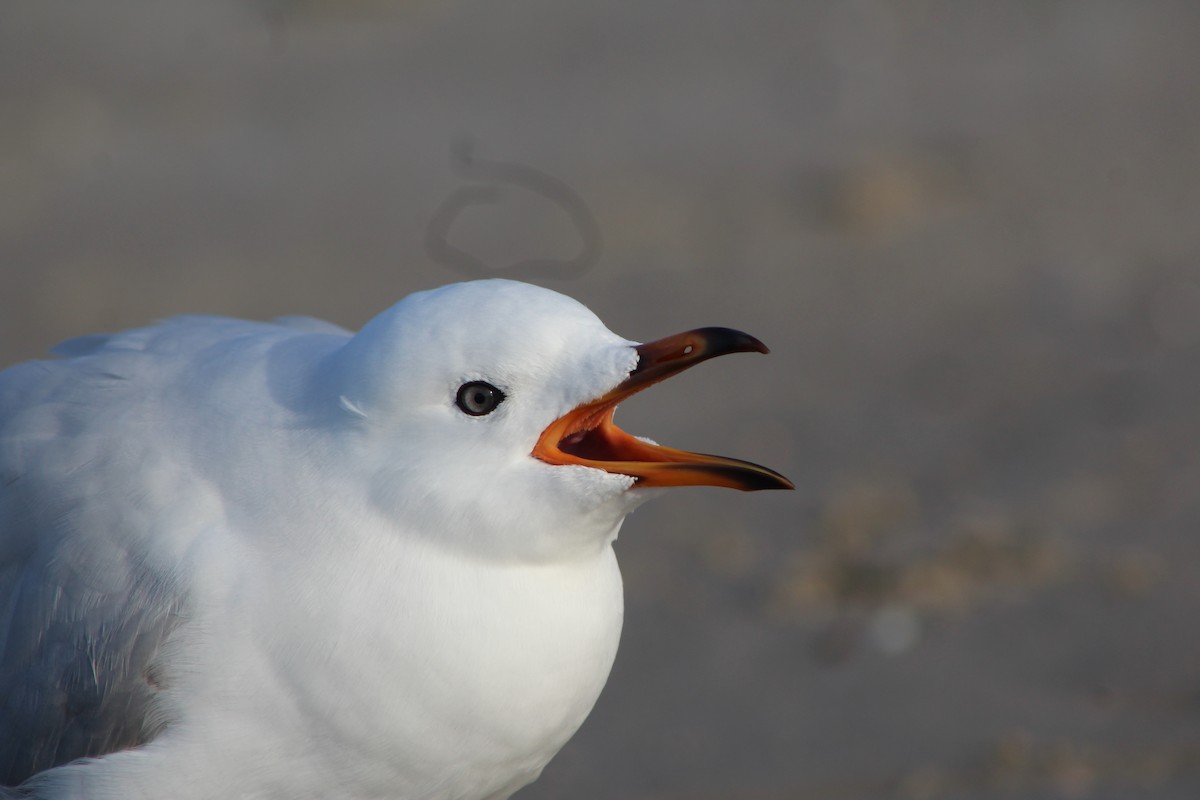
[0,279,791,800]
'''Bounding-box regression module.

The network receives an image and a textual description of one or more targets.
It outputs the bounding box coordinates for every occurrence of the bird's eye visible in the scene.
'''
[455,381,506,416]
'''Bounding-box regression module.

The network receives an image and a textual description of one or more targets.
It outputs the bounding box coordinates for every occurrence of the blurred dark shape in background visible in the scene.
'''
[3,2,1199,797]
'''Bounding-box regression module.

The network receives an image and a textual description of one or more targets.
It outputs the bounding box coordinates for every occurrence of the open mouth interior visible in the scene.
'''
[553,404,638,463]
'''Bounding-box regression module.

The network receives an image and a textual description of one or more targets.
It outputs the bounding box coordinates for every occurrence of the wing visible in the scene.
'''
[0,314,347,786]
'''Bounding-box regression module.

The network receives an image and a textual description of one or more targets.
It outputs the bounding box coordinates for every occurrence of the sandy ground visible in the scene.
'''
[3,2,1200,797]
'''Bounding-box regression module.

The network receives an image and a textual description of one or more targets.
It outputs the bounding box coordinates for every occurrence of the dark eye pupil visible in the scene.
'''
[456,381,505,416]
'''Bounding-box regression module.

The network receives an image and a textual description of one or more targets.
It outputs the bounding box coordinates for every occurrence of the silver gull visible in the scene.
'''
[0,279,791,799]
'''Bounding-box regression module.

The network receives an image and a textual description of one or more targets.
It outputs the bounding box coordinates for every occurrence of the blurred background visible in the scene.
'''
[3,2,1200,797]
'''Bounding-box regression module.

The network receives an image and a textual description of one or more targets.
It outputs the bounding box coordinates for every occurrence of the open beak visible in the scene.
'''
[532,328,794,491]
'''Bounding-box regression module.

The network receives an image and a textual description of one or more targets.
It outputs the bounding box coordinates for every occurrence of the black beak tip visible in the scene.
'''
[697,327,770,357]
[742,467,795,492]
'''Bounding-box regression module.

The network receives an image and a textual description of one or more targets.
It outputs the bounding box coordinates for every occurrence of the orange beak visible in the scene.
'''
[532,328,794,491]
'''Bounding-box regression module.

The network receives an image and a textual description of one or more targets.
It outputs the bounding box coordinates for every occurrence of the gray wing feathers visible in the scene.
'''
[0,313,345,786]
[0,545,183,784]
[0,318,283,785]
[0,352,189,786]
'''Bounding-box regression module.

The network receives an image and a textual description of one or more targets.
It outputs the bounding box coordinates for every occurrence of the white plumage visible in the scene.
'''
[0,279,788,799]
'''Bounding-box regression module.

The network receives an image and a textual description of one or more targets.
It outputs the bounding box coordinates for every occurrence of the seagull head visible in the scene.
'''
[327,279,791,560]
